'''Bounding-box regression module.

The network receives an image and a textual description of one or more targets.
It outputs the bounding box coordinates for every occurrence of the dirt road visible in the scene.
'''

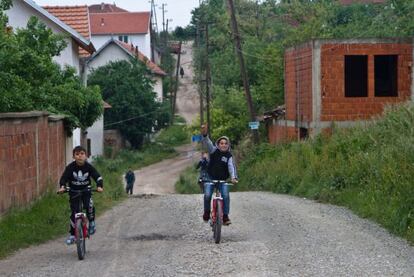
[1,43,414,276]
[175,42,199,125]
[1,191,414,276]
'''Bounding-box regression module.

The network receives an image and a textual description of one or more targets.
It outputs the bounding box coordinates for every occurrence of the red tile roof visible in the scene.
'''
[90,12,150,35]
[43,5,90,38]
[43,5,93,56]
[88,3,128,13]
[116,40,166,76]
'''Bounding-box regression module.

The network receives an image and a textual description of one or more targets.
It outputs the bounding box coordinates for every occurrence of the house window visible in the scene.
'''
[375,55,398,97]
[345,55,368,97]
[118,35,129,43]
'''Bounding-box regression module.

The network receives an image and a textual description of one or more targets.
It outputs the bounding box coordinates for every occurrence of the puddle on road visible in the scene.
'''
[131,194,160,199]
[127,233,184,241]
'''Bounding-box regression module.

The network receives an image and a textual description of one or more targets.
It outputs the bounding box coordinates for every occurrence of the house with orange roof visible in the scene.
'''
[86,38,167,102]
[5,0,98,163]
[43,5,92,58]
[89,10,152,59]
[6,0,95,75]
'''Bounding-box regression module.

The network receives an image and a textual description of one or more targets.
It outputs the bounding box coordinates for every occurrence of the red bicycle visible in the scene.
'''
[205,180,229,244]
[58,186,96,260]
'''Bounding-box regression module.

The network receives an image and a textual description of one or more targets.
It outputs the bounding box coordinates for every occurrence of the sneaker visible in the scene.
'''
[88,221,96,235]
[202,211,210,222]
[223,215,231,225]
[65,235,75,245]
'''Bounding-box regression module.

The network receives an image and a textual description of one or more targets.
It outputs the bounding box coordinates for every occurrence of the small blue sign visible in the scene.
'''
[192,134,202,142]
[248,121,260,130]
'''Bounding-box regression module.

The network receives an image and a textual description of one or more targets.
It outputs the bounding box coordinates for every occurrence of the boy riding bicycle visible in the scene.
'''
[201,124,238,225]
[58,146,104,245]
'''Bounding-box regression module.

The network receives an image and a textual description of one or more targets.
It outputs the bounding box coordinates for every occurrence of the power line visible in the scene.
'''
[104,106,170,128]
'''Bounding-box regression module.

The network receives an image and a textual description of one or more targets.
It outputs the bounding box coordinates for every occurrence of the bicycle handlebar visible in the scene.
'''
[57,186,98,194]
[200,179,234,185]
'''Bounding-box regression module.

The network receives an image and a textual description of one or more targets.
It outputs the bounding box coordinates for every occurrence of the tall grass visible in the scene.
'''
[237,103,414,242]
[0,123,186,259]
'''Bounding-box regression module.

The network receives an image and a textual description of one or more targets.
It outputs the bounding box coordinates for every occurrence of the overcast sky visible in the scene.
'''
[33,0,200,30]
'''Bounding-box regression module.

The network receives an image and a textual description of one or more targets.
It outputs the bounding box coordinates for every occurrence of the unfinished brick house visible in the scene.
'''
[267,38,413,144]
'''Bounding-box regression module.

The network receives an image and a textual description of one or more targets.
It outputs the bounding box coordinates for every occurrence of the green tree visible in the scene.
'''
[88,59,167,148]
[0,14,103,131]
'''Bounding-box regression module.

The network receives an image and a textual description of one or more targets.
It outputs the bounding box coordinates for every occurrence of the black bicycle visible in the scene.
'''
[58,186,96,260]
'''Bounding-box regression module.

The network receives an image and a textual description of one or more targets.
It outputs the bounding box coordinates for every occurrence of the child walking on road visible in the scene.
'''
[125,169,136,195]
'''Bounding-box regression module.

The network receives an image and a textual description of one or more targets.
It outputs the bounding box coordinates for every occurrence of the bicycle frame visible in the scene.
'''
[203,180,228,243]
[60,186,96,260]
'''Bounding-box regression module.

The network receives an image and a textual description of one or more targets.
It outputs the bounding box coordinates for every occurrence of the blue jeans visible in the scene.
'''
[204,182,230,215]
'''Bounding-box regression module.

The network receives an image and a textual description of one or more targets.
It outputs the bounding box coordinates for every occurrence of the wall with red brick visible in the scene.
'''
[268,123,298,144]
[0,112,66,214]
[285,44,313,123]
[320,43,412,121]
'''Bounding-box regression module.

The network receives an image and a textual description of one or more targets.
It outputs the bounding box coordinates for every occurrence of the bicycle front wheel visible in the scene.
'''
[213,200,223,244]
[75,218,86,260]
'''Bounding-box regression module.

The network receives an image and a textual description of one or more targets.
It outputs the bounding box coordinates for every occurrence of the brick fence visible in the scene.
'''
[0,111,66,214]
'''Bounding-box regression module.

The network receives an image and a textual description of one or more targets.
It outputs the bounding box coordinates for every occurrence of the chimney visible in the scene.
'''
[101,2,105,10]
[100,18,105,26]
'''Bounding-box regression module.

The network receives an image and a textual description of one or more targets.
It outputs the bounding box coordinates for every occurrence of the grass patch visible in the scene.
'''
[175,166,203,194]
[236,103,414,243]
[0,125,183,259]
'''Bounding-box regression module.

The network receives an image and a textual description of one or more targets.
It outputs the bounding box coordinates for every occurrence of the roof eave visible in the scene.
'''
[23,0,93,51]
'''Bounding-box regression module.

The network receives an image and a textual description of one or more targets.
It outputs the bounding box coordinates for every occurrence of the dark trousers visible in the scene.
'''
[69,192,94,235]
[126,182,134,195]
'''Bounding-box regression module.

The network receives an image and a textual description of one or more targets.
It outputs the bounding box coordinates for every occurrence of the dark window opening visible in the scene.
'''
[118,35,129,43]
[299,128,308,139]
[345,55,368,97]
[375,55,398,97]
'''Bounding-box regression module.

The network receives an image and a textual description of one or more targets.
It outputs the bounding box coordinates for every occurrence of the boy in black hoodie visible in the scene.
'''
[201,124,238,225]
[58,146,103,245]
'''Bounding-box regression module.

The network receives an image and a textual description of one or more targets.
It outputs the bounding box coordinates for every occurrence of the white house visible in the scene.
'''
[6,0,96,163]
[89,11,152,59]
[86,38,167,102]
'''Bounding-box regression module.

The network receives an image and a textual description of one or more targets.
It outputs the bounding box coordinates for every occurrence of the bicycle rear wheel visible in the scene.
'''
[75,218,86,260]
[213,200,223,244]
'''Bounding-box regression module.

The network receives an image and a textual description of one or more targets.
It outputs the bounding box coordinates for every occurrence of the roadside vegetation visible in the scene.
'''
[0,122,188,259]
[236,103,414,243]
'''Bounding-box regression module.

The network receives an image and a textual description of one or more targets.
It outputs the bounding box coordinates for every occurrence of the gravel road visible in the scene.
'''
[1,191,414,276]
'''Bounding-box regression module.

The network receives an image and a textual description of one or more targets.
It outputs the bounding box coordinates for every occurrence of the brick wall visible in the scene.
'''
[0,112,66,214]
[285,44,313,123]
[268,123,298,144]
[320,43,412,121]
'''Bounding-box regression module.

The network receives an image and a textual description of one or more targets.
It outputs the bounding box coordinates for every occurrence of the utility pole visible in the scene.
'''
[227,0,259,143]
[149,0,156,62]
[171,41,183,123]
[161,3,166,34]
[195,24,204,124]
[205,23,211,133]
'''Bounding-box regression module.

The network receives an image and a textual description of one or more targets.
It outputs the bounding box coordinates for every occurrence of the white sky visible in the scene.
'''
[33,0,200,30]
